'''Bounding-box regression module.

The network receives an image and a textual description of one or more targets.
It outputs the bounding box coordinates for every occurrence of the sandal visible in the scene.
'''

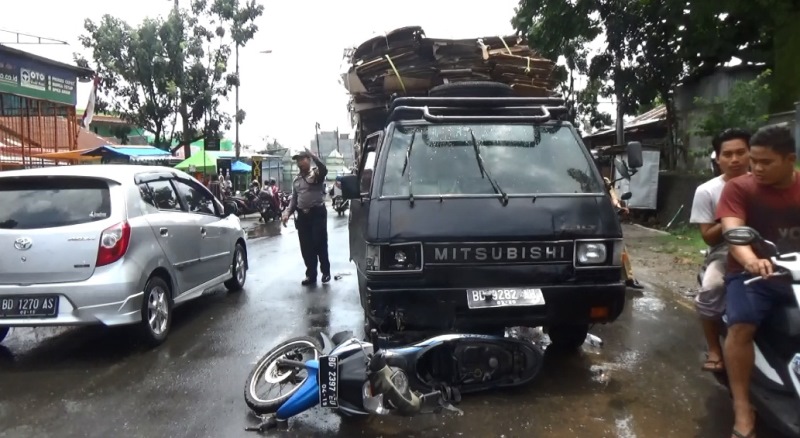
[731,428,755,438]
[701,356,725,372]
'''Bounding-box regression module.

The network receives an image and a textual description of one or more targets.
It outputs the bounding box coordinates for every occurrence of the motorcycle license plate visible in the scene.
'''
[318,355,339,408]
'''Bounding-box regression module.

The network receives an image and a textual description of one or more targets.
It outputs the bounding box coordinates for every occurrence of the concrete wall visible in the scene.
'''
[651,172,709,227]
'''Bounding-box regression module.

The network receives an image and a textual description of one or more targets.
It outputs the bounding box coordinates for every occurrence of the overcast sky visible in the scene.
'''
[1,0,533,148]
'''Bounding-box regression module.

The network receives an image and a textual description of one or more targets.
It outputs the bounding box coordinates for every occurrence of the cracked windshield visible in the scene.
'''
[0,1,798,438]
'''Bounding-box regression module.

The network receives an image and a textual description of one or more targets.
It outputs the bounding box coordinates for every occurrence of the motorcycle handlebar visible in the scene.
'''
[368,364,423,416]
[743,270,790,285]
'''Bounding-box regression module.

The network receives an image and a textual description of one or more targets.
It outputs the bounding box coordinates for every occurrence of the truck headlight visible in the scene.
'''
[366,243,423,272]
[576,242,608,265]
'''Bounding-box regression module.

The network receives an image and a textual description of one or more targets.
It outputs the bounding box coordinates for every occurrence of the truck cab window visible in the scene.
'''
[360,151,377,194]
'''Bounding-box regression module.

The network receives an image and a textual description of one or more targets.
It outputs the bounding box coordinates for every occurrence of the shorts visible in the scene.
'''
[724,273,792,327]
[695,259,726,319]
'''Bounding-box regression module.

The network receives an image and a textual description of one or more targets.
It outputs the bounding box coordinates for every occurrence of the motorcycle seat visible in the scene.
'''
[761,305,800,340]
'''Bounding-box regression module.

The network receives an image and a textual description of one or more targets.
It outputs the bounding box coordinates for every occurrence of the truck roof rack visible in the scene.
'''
[386,96,570,124]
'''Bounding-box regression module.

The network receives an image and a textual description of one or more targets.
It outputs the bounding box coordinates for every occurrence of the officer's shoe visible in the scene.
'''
[302,277,317,286]
[321,274,331,284]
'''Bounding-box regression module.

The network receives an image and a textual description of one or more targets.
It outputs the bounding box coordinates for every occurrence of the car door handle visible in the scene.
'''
[159,227,169,237]
[200,227,207,237]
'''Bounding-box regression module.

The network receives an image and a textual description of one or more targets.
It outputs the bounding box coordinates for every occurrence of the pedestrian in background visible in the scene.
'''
[209,173,223,201]
[282,148,331,285]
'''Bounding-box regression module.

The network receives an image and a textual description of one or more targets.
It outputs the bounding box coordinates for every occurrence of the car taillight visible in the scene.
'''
[96,221,131,267]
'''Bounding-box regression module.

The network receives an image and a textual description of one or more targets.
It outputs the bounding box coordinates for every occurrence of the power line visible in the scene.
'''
[0,29,68,45]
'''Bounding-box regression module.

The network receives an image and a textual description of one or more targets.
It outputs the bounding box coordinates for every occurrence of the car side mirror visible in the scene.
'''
[222,200,237,217]
[626,141,643,169]
[621,191,632,201]
[340,174,360,200]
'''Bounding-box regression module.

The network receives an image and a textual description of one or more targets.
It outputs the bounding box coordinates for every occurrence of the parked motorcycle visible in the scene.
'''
[230,189,263,217]
[243,330,544,432]
[279,191,291,212]
[332,195,349,216]
[714,227,800,437]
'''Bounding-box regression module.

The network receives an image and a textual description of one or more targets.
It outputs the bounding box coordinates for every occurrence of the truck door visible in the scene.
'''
[349,132,382,269]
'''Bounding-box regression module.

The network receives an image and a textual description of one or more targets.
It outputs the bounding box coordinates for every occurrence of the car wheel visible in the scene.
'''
[224,243,247,292]
[0,327,8,343]
[140,276,172,347]
[547,324,589,352]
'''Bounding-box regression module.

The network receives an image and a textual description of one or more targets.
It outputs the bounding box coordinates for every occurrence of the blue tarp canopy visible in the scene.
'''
[230,160,252,173]
[82,145,172,158]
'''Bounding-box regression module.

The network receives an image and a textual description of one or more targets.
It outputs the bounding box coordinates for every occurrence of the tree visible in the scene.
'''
[76,16,178,149]
[693,70,772,138]
[512,1,664,136]
[77,0,264,158]
[681,0,799,112]
[206,0,265,157]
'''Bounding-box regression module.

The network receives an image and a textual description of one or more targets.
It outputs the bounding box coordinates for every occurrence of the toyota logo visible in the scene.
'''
[14,237,32,251]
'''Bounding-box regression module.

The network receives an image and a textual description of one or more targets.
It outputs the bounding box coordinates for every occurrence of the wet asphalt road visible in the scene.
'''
[0,212,777,438]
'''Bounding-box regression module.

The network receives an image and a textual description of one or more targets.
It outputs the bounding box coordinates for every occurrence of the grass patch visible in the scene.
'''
[654,224,707,264]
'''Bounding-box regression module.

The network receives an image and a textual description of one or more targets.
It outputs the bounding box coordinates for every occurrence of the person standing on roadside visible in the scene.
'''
[209,173,223,201]
[282,148,331,285]
[716,125,799,438]
[603,176,644,290]
[689,128,751,373]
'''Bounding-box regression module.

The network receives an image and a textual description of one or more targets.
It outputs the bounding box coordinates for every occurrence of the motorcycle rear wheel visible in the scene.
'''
[244,336,322,414]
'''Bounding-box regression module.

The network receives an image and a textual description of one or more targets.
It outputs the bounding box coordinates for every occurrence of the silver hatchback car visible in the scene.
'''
[0,165,248,346]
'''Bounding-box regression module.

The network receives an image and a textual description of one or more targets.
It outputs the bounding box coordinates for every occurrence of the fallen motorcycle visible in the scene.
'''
[243,330,544,432]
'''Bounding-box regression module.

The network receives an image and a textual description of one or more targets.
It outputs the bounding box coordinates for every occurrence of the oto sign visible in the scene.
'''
[0,51,80,105]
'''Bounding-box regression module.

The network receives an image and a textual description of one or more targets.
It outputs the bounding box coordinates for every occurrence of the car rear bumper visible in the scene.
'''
[0,267,144,328]
[365,281,626,330]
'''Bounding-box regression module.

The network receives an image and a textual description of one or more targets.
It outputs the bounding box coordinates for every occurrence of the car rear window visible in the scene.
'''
[0,176,112,229]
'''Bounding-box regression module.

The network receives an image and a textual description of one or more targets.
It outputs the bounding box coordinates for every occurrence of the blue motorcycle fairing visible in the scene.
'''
[276,360,320,420]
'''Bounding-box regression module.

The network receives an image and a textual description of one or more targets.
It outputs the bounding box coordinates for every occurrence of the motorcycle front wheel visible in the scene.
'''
[244,336,322,414]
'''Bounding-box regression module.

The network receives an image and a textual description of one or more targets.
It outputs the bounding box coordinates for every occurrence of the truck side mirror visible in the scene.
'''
[340,174,360,200]
[626,141,643,169]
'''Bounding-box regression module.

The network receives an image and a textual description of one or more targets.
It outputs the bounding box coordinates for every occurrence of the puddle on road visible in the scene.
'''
[245,221,284,239]
[631,294,666,314]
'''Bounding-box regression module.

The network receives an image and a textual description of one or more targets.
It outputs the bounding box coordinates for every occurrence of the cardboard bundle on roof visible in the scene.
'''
[341,26,559,111]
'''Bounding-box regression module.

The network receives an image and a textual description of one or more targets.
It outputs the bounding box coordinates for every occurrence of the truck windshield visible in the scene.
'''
[380,124,603,197]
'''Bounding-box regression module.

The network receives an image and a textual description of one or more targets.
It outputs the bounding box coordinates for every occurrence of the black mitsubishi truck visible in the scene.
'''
[339,82,642,350]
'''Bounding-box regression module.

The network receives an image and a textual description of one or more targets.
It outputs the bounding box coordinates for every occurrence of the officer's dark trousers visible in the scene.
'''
[296,205,330,279]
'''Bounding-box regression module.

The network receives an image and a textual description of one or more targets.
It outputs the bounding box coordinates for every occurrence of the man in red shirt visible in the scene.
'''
[716,125,799,438]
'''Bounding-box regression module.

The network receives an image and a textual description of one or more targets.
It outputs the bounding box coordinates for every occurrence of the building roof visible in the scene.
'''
[0,116,119,156]
[585,105,666,139]
[0,44,94,78]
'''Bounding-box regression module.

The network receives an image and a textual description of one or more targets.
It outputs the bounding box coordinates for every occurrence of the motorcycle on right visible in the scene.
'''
[712,227,800,437]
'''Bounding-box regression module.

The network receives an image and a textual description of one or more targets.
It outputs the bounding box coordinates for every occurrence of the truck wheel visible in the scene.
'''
[428,81,514,98]
[548,324,589,351]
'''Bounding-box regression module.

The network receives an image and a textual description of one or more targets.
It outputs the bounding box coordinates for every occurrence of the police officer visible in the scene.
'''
[282,148,331,285]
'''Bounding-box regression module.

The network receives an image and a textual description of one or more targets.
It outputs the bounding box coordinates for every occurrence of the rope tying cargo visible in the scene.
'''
[384,54,407,94]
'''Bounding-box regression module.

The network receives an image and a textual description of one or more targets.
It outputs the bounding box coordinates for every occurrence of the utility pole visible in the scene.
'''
[235,50,271,159]
[235,43,241,158]
[614,57,625,147]
[335,127,340,153]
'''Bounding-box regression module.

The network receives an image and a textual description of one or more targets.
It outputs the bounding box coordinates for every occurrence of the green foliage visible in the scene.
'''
[75,0,263,156]
[692,70,772,138]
